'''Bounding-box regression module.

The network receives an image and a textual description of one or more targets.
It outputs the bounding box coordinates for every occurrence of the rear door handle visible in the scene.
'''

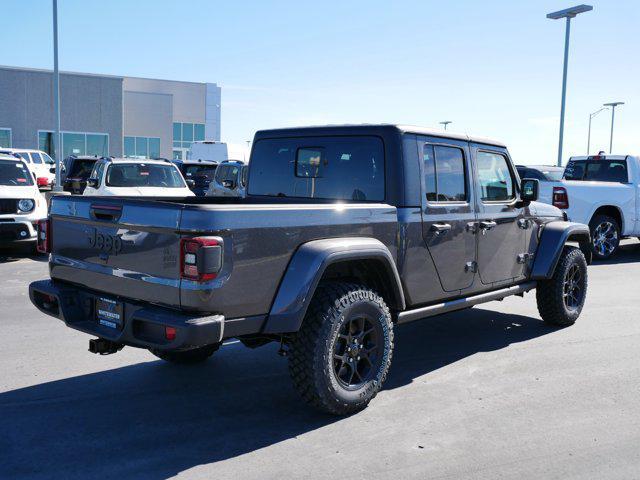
[431,223,452,234]
[479,221,497,234]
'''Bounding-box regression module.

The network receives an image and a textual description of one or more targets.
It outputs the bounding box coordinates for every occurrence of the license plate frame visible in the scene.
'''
[95,297,124,330]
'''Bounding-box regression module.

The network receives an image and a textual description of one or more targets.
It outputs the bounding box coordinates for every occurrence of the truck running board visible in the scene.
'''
[396,281,537,324]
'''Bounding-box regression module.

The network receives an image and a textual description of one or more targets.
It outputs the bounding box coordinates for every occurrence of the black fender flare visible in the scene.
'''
[530,221,591,280]
[262,238,405,334]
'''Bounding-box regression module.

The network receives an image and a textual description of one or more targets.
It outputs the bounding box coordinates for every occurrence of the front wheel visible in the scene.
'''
[590,214,620,260]
[288,282,394,415]
[150,343,221,364]
[536,246,588,327]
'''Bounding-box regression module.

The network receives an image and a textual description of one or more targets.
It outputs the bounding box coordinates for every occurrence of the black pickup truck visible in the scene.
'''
[30,125,591,415]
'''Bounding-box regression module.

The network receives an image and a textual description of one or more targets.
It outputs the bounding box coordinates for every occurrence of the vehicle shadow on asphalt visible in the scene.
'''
[0,308,556,480]
[0,247,46,264]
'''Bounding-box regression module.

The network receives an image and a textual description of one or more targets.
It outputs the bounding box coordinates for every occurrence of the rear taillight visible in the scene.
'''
[36,177,49,187]
[552,187,569,209]
[180,237,222,282]
[36,219,51,254]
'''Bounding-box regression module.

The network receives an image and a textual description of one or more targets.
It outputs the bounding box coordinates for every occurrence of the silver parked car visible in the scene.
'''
[206,160,248,197]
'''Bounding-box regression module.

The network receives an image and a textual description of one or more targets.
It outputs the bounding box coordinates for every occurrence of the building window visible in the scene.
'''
[173,122,205,149]
[0,128,11,148]
[38,131,109,158]
[124,136,161,159]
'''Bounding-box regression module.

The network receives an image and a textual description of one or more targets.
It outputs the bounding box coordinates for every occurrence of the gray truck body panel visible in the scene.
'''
[31,124,588,351]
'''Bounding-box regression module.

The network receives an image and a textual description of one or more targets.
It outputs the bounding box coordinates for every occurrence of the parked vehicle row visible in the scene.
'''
[0,148,56,189]
[30,124,590,415]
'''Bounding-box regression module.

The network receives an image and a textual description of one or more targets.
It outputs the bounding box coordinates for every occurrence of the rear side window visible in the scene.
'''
[31,152,43,164]
[564,160,628,182]
[477,151,515,202]
[249,136,384,201]
[18,152,30,163]
[423,144,467,202]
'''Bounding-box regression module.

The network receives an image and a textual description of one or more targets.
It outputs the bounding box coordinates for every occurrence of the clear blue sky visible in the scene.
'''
[1,0,638,164]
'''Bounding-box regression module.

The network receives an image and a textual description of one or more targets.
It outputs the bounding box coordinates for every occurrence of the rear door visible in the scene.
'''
[472,145,527,285]
[419,137,477,292]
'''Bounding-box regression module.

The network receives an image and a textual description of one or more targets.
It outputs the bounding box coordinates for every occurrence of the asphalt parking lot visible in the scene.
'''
[1,242,640,480]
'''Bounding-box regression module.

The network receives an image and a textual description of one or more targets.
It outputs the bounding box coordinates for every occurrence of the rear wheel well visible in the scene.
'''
[320,259,403,312]
[590,206,622,231]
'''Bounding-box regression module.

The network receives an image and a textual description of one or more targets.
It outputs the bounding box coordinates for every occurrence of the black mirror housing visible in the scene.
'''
[49,167,56,174]
[520,178,539,203]
[87,178,99,188]
[186,179,195,188]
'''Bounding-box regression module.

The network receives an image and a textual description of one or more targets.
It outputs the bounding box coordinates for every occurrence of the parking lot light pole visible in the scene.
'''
[603,101,624,153]
[52,0,62,191]
[587,106,608,155]
[547,4,593,166]
[439,121,452,131]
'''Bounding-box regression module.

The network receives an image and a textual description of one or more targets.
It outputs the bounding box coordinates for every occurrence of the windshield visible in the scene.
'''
[69,160,97,179]
[543,169,563,181]
[183,164,217,179]
[106,163,186,188]
[0,160,33,186]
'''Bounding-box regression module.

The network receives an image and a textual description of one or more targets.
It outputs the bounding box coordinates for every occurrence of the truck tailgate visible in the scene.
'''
[49,196,183,308]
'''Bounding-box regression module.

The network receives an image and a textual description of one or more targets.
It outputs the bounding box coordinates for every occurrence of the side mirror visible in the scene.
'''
[186,179,195,188]
[222,180,235,189]
[87,178,99,188]
[520,178,539,203]
[49,167,56,174]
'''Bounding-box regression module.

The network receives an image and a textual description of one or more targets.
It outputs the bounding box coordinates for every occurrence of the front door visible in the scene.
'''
[472,146,526,285]
[420,139,477,293]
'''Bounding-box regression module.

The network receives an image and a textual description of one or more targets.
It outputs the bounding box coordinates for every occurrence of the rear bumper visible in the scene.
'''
[29,279,225,351]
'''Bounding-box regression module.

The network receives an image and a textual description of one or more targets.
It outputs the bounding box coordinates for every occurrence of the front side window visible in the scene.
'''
[0,160,33,186]
[42,152,55,165]
[477,151,515,202]
[423,144,467,202]
[69,160,97,179]
[106,163,185,188]
[249,136,384,201]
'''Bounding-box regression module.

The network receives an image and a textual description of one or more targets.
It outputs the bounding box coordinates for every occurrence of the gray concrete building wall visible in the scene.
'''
[0,66,123,156]
[123,91,173,159]
[205,83,222,141]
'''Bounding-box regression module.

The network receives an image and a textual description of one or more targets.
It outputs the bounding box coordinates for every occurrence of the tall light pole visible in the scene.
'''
[439,121,452,131]
[52,0,62,191]
[587,106,608,155]
[547,4,593,166]
[603,101,624,153]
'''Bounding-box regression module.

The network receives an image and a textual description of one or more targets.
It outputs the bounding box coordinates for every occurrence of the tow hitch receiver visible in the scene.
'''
[89,338,124,355]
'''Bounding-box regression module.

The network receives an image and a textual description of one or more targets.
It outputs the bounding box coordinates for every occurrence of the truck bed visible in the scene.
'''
[48,195,398,318]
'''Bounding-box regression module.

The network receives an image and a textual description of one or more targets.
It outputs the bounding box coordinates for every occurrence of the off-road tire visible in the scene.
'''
[589,214,620,260]
[536,246,588,326]
[150,343,221,364]
[288,282,394,415]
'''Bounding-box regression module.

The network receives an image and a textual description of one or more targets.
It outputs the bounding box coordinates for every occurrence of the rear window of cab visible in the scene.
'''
[564,160,628,182]
[248,136,385,201]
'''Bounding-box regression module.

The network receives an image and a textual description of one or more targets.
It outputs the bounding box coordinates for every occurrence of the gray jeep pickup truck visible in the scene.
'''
[30,125,591,415]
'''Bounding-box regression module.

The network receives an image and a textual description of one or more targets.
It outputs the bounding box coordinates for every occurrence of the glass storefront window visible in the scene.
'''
[148,138,160,159]
[135,137,148,157]
[86,134,108,156]
[38,131,53,155]
[124,136,135,157]
[182,123,193,142]
[173,123,182,142]
[63,133,86,158]
[194,124,205,142]
[0,128,11,148]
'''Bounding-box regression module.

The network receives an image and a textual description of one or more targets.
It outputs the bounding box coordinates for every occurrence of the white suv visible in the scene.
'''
[83,158,194,197]
[0,148,56,188]
[0,155,47,249]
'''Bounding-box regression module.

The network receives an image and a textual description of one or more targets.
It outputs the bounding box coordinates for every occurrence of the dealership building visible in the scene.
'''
[0,65,221,161]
